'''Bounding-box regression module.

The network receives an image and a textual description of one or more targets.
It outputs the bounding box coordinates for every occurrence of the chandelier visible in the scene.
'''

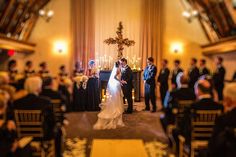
[180,0,199,23]
[39,8,54,22]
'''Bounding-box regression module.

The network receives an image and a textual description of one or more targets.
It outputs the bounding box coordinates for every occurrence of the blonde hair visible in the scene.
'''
[224,83,236,102]
[0,90,9,110]
[24,76,42,95]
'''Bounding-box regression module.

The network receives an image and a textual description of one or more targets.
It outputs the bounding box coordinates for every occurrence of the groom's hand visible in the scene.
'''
[120,80,127,85]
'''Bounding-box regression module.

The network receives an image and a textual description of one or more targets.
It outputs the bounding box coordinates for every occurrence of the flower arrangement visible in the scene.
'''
[73,75,89,89]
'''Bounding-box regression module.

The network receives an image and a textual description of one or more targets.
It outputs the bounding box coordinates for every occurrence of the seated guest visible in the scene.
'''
[208,83,236,157]
[0,72,16,101]
[171,59,183,89]
[24,61,35,78]
[58,78,73,112]
[188,58,200,89]
[161,73,196,130]
[38,62,50,78]
[0,91,32,157]
[8,60,18,84]
[199,59,210,77]
[40,77,66,116]
[14,76,55,140]
[174,79,223,146]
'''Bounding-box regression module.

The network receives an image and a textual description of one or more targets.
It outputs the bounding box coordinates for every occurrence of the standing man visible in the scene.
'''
[213,56,226,101]
[171,60,183,89]
[157,59,170,106]
[143,57,157,112]
[199,59,210,77]
[120,58,133,114]
[188,58,200,89]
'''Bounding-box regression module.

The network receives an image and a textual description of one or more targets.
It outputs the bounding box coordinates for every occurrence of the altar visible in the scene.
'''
[99,70,142,102]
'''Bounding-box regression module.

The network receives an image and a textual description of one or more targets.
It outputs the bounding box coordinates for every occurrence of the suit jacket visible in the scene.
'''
[121,65,133,89]
[199,67,210,76]
[158,67,170,86]
[171,68,183,86]
[208,108,236,157]
[188,66,200,88]
[143,65,157,85]
[13,94,55,140]
[40,88,66,104]
[180,98,223,144]
[213,66,226,88]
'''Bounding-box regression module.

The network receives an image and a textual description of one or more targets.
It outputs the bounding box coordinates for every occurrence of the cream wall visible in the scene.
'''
[162,0,210,71]
[26,0,71,76]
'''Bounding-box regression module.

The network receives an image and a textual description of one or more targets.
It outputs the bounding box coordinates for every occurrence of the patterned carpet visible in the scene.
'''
[64,102,168,156]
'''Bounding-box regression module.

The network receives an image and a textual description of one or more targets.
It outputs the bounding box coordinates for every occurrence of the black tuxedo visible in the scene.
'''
[213,65,226,100]
[121,65,133,113]
[158,67,170,105]
[199,67,210,77]
[13,94,55,140]
[143,65,157,111]
[171,68,183,88]
[208,108,236,157]
[188,66,200,88]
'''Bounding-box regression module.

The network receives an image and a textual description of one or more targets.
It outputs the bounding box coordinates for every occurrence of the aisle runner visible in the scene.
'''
[90,139,148,157]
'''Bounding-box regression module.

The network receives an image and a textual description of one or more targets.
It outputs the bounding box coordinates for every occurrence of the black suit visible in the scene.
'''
[208,108,236,157]
[158,68,170,105]
[14,94,55,140]
[143,65,157,111]
[213,65,226,100]
[121,65,133,113]
[188,66,200,88]
[199,67,210,77]
[171,68,183,88]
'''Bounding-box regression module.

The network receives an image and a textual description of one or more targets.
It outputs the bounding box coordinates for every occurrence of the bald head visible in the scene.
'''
[224,83,236,111]
[195,79,211,97]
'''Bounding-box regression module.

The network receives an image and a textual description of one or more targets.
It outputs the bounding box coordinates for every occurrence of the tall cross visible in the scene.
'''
[104,22,135,59]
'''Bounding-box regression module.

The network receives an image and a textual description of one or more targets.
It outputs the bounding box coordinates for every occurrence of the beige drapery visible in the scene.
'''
[71,0,95,70]
[140,0,162,69]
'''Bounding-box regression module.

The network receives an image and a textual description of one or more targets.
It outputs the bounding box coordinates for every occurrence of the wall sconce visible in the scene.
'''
[170,43,183,54]
[54,41,67,54]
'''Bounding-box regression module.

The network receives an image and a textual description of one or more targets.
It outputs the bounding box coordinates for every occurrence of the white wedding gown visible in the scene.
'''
[93,65,125,130]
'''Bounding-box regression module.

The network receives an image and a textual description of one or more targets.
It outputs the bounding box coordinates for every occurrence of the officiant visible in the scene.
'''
[86,60,100,111]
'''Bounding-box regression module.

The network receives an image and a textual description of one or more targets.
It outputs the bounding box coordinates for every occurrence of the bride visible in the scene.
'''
[93,61,125,130]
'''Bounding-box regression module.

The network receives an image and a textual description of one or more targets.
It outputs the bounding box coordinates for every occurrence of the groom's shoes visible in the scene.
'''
[151,109,156,113]
[124,110,132,114]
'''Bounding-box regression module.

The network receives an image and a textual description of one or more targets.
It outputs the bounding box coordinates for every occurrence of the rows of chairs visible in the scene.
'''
[14,99,64,157]
[167,100,223,157]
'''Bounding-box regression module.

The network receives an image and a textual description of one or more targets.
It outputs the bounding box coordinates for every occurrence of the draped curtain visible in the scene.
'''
[71,0,95,70]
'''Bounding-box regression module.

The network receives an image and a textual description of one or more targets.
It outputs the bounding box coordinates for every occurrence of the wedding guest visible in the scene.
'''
[73,61,84,76]
[213,56,226,101]
[14,76,55,140]
[161,73,195,131]
[58,78,73,112]
[58,65,68,79]
[38,62,50,78]
[199,59,210,77]
[24,61,35,78]
[208,83,236,157]
[86,60,100,111]
[171,60,183,89]
[143,57,157,112]
[8,60,18,83]
[0,91,32,157]
[188,58,200,89]
[157,59,170,106]
[0,72,16,101]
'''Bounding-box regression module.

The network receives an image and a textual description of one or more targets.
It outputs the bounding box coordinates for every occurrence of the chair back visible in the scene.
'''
[51,99,63,123]
[191,109,222,140]
[14,110,44,138]
[175,100,195,126]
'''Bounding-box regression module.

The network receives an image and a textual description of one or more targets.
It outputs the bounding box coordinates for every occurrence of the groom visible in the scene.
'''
[120,58,133,114]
